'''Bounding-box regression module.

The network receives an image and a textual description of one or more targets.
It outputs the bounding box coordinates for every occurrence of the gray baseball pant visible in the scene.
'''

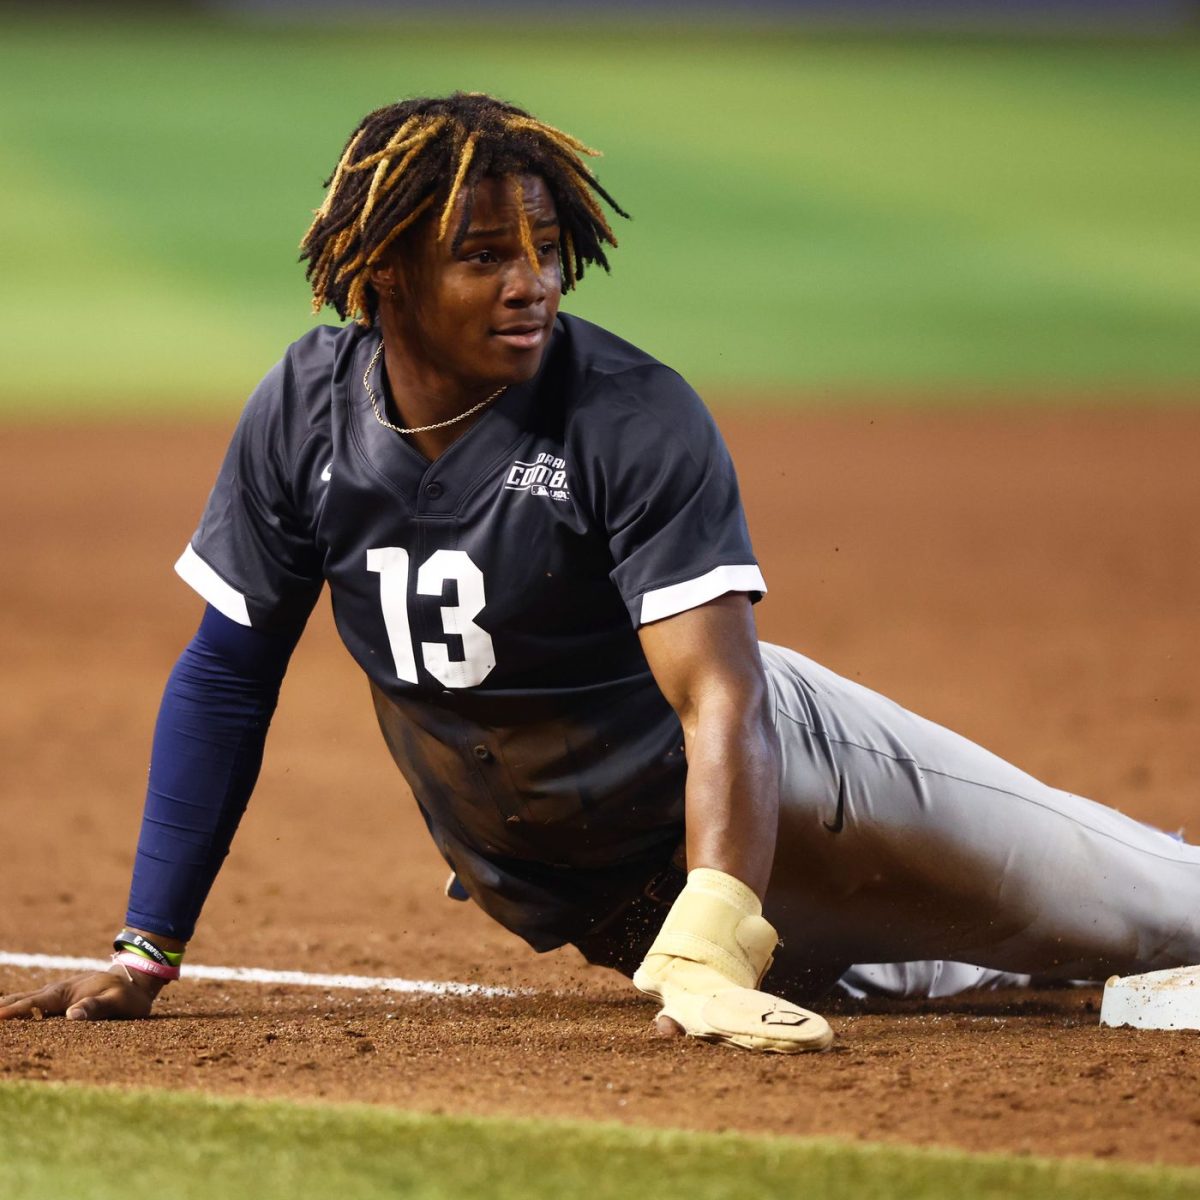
[760,643,1200,995]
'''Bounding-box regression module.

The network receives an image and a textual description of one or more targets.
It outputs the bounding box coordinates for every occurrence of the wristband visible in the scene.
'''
[111,951,181,982]
[113,930,184,969]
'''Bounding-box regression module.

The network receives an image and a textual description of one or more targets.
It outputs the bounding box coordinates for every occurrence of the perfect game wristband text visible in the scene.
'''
[112,929,184,983]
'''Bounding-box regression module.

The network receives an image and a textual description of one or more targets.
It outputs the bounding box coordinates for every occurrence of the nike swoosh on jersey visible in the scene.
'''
[321,463,332,481]
[822,773,848,833]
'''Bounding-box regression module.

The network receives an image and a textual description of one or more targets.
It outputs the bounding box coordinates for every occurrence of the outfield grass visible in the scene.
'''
[2,1079,1198,1200]
[1,18,1197,413]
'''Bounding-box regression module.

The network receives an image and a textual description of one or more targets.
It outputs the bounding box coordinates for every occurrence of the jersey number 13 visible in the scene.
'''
[366,547,495,688]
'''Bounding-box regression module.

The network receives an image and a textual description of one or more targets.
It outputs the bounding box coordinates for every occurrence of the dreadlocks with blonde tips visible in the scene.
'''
[300,92,629,327]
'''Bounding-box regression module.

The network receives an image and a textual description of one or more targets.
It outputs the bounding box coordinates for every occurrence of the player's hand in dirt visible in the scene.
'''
[0,969,162,1021]
[639,955,832,1052]
[632,867,834,1053]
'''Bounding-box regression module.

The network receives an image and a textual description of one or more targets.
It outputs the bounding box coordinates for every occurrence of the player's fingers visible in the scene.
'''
[66,982,152,1023]
[653,1014,685,1039]
[65,992,129,1022]
[0,987,58,1019]
[65,996,102,1021]
[0,975,144,1022]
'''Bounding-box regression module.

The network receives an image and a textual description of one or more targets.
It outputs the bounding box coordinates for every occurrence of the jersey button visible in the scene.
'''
[473,744,492,762]
[425,482,444,499]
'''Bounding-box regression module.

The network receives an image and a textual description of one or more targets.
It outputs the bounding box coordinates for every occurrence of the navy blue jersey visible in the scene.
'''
[176,314,766,948]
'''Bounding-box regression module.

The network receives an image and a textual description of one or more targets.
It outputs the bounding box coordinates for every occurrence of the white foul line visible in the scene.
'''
[0,952,517,998]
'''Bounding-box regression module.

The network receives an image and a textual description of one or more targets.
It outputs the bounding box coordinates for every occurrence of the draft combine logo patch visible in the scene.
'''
[503,452,571,502]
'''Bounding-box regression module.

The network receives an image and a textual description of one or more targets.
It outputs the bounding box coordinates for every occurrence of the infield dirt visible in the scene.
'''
[2,408,1199,1165]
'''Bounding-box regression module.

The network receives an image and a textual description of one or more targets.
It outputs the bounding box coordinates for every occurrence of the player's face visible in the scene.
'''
[384,174,563,392]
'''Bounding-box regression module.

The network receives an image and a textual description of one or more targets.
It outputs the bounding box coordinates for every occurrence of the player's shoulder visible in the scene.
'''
[241,322,366,433]
[554,313,707,408]
[551,314,718,448]
[224,323,368,480]
[553,314,687,389]
[277,323,365,416]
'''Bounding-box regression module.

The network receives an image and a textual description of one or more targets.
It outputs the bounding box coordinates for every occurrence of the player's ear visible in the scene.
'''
[369,260,420,309]
[369,262,399,299]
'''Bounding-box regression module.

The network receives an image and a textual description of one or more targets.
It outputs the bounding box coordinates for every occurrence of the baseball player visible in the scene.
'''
[3,93,1198,1053]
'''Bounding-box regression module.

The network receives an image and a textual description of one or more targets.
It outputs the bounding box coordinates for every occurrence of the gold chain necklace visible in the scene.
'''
[363,340,507,435]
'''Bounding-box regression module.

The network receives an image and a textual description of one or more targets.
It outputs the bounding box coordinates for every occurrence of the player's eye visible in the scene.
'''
[469,250,498,265]
[537,240,557,257]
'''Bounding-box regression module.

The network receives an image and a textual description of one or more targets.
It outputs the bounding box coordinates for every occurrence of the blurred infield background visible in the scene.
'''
[2,3,1198,417]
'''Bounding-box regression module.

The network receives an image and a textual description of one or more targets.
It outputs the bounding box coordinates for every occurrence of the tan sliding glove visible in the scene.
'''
[632,867,833,1053]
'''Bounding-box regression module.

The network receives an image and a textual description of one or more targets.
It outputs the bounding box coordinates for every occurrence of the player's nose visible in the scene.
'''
[501,256,548,307]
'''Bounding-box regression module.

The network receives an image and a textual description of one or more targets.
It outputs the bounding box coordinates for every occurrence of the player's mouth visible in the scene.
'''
[491,321,547,351]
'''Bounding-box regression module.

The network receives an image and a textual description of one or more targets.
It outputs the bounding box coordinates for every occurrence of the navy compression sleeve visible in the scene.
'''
[125,605,302,941]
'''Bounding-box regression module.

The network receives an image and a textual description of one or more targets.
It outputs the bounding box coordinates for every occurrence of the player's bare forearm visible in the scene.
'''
[638,594,780,898]
[678,673,779,898]
[634,598,831,1054]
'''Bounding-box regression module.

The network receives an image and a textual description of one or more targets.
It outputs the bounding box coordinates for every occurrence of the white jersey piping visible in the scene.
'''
[175,543,252,627]
[639,564,766,625]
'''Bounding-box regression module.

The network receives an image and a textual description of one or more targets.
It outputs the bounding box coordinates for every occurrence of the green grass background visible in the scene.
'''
[3,1079,1200,1200]
[2,16,1198,414]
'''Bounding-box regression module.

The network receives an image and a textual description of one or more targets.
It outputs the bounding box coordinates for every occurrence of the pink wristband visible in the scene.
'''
[111,951,181,982]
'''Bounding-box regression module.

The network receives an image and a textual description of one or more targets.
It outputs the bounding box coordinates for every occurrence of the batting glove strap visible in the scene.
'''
[635,867,777,989]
